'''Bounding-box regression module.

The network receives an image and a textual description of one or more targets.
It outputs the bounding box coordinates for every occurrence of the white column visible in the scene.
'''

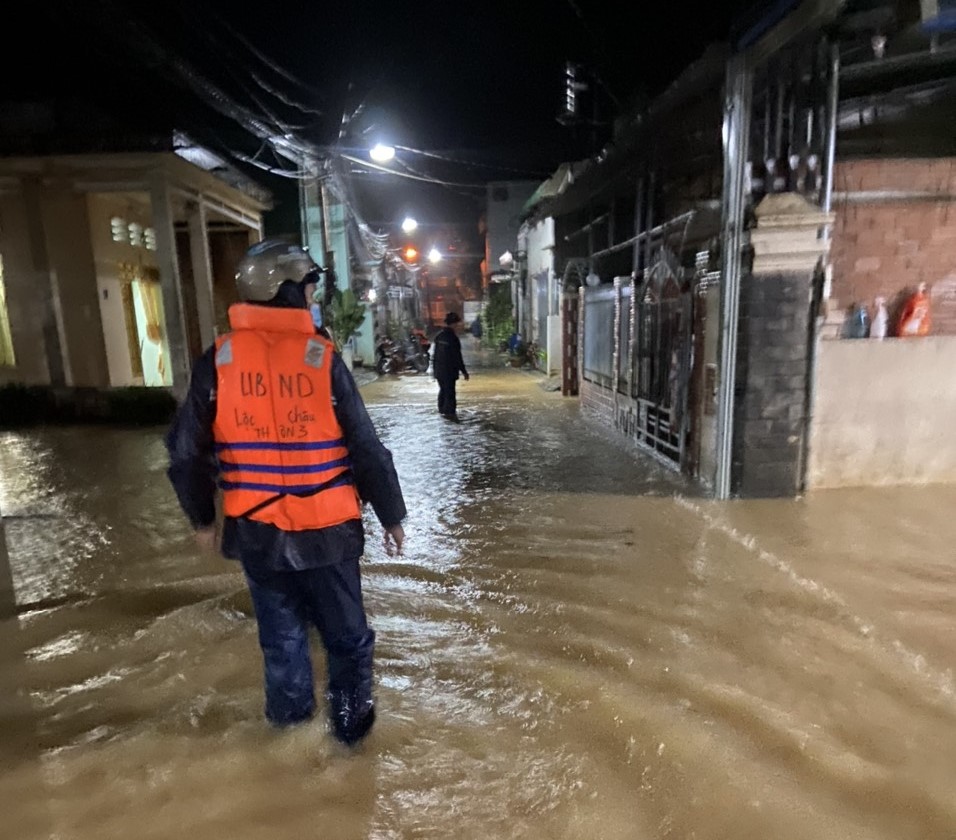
[149,172,190,399]
[188,199,217,348]
[22,178,70,386]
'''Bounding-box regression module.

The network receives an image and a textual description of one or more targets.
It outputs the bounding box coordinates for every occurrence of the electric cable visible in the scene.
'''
[339,154,485,189]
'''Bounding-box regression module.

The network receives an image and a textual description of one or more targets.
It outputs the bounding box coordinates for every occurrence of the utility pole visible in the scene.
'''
[298,153,351,297]
[298,155,377,365]
[300,154,327,263]
[714,55,753,500]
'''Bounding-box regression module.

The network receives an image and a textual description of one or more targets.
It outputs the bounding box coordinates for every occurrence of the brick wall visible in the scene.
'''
[732,271,812,498]
[580,378,615,425]
[830,159,956,335]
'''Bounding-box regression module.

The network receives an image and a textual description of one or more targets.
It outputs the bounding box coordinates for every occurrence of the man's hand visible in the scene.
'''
[195,525,217,553]
[463,372,470,381]
[383,524,405,557]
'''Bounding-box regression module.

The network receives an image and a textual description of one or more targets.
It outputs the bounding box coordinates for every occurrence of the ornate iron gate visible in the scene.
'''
[629,252,694,465]
[562,292,579,396]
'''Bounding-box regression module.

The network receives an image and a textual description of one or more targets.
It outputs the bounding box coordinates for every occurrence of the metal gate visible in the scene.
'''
[534,271,549,345]
[629,253,694,465]
[579,244,697,469]
[562,292,579,396]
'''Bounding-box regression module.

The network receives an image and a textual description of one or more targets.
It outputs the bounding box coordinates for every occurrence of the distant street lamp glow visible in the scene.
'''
[401,216,418,233]
[428,248,442,264]
[370,143,396,163]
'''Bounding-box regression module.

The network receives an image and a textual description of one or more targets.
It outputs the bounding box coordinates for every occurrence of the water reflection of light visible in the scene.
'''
[0,434,56,513]
[0,431,112,609]
[26,629,90,662]
[379,674,412,691]
[32,666,133,707]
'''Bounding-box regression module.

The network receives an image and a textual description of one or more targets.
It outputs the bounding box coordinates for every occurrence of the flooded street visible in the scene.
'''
[1,359,955,840]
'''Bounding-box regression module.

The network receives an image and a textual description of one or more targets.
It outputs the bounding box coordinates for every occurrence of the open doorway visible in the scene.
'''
[131,274,171,387]
[118,262,171,388]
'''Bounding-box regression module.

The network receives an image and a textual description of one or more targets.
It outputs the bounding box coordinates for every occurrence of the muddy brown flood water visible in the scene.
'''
[1,364,954,839]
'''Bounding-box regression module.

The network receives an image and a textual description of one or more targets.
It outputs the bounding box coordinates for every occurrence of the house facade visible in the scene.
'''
[516,0,956,495]
[511,164,586,378]
[0,147,268,398]
[483,180,539,291]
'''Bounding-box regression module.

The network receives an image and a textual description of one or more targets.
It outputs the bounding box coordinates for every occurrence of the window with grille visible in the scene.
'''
[111,216,127,243]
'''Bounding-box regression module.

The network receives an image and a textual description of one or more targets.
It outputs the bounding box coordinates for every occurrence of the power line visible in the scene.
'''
[160,2,314,136]
[210,9,326,100]
[250,72,323,117]
[339,154,486,189]
[67,3,500,261]
[91,0,315,164]
[395,146,550,178]
[234,153,313,179]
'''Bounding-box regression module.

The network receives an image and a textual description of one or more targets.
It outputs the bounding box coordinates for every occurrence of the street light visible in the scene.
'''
[401,216,418,233]
[369,143,396,163]
[428,247,442,264]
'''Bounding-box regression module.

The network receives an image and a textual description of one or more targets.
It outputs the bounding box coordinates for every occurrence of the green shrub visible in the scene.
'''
[482,285,513,349]
[327,288,367,352]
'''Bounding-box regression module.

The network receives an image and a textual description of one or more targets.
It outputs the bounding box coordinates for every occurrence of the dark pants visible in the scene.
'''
[437,374,457,416]
[244,558,375,742]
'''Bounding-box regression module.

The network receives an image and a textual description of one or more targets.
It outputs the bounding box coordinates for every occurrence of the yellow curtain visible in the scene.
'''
[0,254,15,367]
[136,276,167,385]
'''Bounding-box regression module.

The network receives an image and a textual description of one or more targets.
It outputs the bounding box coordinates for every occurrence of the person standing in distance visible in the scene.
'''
[469,315,483,348]
[165,239,406,747]
[432,311,469,422]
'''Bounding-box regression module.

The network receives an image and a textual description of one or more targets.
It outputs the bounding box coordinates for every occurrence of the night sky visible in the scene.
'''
[6,0,753,229]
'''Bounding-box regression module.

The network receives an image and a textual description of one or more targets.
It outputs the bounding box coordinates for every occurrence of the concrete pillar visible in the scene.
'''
[188,200,217,349]
[355,308,375,367]
[612,276,623,393]
[44,189,111,387]
[715,55,752,499]
[322,182,351,293]
[22,178,67,386]
[300,176,326,258]
[149,172,191,399]
[731,193,833,497]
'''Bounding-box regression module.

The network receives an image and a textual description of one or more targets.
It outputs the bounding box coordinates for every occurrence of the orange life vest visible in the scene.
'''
[212,303,361,532]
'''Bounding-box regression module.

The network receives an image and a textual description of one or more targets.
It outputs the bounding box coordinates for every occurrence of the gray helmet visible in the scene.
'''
[235,239,318,302]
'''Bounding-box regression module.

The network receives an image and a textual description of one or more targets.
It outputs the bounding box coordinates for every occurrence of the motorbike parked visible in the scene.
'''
[375,331,430,375]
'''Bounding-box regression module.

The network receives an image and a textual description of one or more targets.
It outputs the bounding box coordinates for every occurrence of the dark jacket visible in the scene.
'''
[165,344,406,573]
[432,326,467,381]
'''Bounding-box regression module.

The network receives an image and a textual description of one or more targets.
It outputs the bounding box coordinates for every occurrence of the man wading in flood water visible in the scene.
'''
[431,311,469,422]
[165,239,406,746]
